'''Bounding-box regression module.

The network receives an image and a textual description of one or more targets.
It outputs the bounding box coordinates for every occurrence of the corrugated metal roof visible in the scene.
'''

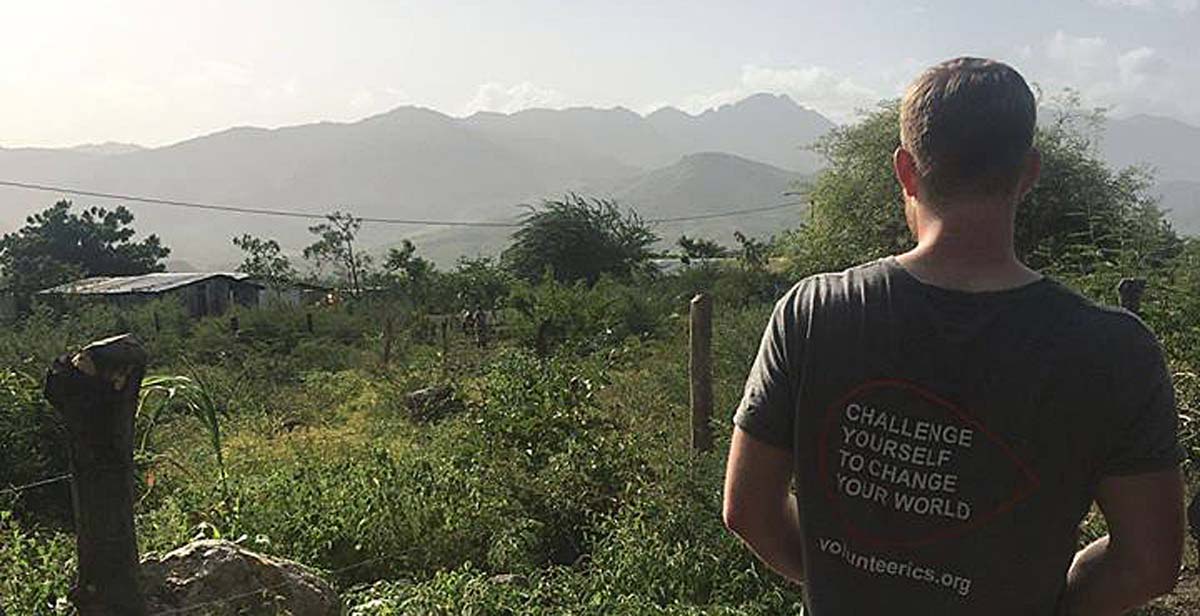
[40,272,258,295]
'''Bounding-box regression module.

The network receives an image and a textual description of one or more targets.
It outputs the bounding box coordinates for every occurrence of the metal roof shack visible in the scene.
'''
[247,278,334,307]
[40,272,262,318]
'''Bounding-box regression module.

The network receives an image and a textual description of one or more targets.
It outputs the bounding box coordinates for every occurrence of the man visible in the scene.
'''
[722,57,1185,615]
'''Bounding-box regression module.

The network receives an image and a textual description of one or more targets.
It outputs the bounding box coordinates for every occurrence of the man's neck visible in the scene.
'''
[895,202,1042,293]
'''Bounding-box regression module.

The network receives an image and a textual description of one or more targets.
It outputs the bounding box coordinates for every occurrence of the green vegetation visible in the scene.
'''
[504,194,659,284]
[233,233,297,285]
[1,100,1197,615]
[0,200,169,300]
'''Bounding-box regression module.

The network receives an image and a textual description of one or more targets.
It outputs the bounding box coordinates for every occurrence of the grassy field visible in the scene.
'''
[1,283,1198,614]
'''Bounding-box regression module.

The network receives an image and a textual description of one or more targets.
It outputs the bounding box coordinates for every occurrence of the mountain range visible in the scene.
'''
[0,94,1196,268]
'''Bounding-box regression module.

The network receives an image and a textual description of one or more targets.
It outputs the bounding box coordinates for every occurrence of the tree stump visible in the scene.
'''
[44,334,148,616]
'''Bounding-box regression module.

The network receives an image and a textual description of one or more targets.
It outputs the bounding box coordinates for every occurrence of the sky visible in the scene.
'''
[3,0,1199,148]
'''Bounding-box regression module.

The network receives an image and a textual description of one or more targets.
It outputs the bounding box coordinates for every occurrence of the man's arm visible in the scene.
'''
[722,426,805,585]
[1063,468,1185,616]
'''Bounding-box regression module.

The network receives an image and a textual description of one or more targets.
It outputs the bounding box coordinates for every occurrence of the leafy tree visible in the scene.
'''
[775,102,907,273]
[0,201,169,297]
[1019,96,1179,276]
[380,239,437,306]
[450,256,511,310]
[733,231,769,270]
[503,194,658,284]
[303,211,370,295]
[777,95,1181,279]
[676,235,728,264]
[232,234,295,286]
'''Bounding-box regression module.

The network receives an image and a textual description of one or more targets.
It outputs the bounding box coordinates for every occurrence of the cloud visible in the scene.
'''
[1117,47,1169,85]
[463,81,567,114]
[683,64,880,123]
[349,87,410,111]
[1029,31,1196,122]
[174,60,254,89]
[1094,0,1197,11]
[1046,31,1107,70]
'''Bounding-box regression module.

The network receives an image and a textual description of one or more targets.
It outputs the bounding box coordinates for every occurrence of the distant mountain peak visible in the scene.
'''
[363,105,454,123]
[68,141,145,156]
[677,151,773,167]
[713,92,819,116]
[646,106,690,120]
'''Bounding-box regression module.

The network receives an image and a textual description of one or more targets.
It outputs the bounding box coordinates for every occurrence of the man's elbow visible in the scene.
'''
[1140,548,1182,597]
[722,500,745,534]
[722,498,756,540]
[1125,540,1183,598]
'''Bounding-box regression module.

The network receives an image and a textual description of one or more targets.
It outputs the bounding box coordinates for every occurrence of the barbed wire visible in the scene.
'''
[1,473,72,497]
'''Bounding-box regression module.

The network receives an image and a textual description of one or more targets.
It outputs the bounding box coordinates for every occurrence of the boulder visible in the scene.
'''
[404,385,461,422]
[139,540,341,615]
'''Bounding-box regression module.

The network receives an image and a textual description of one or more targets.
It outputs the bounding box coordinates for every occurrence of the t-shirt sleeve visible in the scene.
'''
[732,286,802,450]
[1098,317,1185,477]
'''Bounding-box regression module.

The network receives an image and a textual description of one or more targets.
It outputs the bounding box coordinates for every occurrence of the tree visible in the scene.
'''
[380,239,437,306]
[450,256,512,310]
[776,94,1181,279]
[0,201,169,297]
[232,234,295,285]
[677,235,728,264]
[502,194,658,284]
[733,231,769,270]
[303,211,370,295]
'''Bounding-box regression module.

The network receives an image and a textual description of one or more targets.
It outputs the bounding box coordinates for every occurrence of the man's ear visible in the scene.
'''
[1016,148,1041,200]
[893,147,921,199]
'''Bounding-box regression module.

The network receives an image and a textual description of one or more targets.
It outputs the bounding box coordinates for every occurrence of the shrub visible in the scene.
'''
[0,369,70,524]
[508,276,665,355]
[0,511,74,615]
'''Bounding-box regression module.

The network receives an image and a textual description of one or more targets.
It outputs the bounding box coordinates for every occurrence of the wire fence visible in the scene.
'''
[0,469,387,614]
[1,473,72,497]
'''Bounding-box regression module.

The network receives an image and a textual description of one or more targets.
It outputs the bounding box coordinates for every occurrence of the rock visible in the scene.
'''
[488,573,527,586]
[139,540,341,616]
[404,385,461,422]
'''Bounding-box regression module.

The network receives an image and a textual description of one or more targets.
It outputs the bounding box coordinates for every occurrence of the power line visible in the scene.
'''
[0,180,517,227]
[0,179,804,227]
[648,201,802,223]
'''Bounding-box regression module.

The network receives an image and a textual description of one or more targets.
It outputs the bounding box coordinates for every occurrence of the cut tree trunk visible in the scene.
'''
[44,334,148,616]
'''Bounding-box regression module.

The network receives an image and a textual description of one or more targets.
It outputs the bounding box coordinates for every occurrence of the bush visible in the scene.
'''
[0,369,70,524]
[0,512,74,616]
[508,276,665,355]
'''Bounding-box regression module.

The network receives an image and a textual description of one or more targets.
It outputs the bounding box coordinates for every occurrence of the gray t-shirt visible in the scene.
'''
[734,256,1183,616]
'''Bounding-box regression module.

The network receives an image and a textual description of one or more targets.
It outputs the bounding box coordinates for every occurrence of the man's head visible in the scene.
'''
[895,57,1039,211]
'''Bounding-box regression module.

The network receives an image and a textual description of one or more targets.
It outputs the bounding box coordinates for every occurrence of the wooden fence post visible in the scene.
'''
[382,314,395,364]
[689,293,714,452]
[43,334,148,616]
[229,315,240,335]
[1117,278,1146,315]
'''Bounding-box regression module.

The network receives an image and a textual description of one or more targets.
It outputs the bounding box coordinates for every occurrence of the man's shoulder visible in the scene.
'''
[776,258,891,302]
